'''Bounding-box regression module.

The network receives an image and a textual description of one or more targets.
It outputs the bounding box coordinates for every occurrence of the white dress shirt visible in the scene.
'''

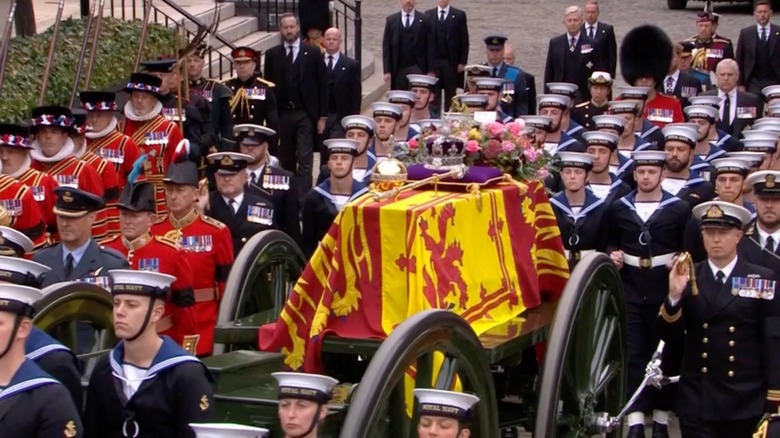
[585,22,598,38]
[664,70,680,93]
[757,24,771,41]
[223,192,245,213]
[708,255,738,284]
[325,52,340,69]
[756,225,780,251]
[285,39,301,62]
[401,10,416,27]
[567,32,581,48]
[437,6,450,20]
[718,88,737,125]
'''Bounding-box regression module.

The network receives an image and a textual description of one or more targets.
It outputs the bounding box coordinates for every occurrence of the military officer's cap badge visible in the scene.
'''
[63,191,73,203]
[767,175,776,188]
[705,205,723,218]
[220,155,234,166]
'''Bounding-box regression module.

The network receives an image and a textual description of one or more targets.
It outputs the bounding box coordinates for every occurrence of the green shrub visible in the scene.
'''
[0,17,183,122]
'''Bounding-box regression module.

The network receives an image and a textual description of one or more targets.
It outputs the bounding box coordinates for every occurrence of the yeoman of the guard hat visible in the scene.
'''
[0,255,50,288]
[208,152,253,175]
[0,284,43,318]
[414,388,480,421]
[0,123,31,149]
[80,91,119,112]
[118,182,156,214]
[234,124,275,146]
[30,106,72,133]
[747,171,780,198]
[108,269,175,300]
[189,423,269,438]
[0,226,34,257]
[53,187,105,218]
[620,25,673,87]
[70,108,91,135]
[323,139,359,156]
[272,372,339,403]
[693,201,752,229]
[124,72,164,100]
[557,151,594,170]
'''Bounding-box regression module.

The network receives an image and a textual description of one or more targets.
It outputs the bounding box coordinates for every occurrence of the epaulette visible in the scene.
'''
[153,235,179,248]
[202,215,226,229]
[100,246,126,261]
[575,101,590,108]
[746,225,755,236]
[154,214,168,225]
[255,77,276,88]
[100,235,120,245]
[713,37,731,43]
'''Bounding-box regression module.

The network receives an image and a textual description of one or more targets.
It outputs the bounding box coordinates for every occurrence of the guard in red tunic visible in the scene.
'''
[103,181,200,353]
[80,90,142,187]
[118,73,188,218]
[28,105,106,241]
[151,156,233,356]
[71,108,121,239]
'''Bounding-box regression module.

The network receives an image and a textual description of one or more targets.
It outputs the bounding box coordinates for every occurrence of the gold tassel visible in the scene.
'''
[498,174,528,196]
[676,252,698,296]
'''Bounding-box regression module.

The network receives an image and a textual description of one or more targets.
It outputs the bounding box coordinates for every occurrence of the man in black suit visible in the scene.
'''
[703,59,763,138]
[660,42,703,108]
[736,0,780,95]
[544,5,603,103]
[322,27,361,145]
[582,0,616,77]
[382,0,436,90]
[263,12,328,193]
[426,0,468,113]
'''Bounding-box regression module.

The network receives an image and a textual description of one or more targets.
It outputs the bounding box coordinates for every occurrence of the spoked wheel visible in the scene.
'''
[535,253,626,438]
[213,230,306,354]
[339,310,498,438]
[33,282,117,376]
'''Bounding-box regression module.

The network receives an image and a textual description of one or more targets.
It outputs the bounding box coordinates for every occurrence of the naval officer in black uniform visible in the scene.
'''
[571,71,612,130]
[0,284,83,437]
[740,170,780,272]
[84,270,214,437]
[660,200,780,437]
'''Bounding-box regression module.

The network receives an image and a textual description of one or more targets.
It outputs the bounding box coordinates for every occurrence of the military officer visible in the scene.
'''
[84,270,214,437]
[272,372,338,438]
[414,389,480,438]
[223,47,280,151]
[549,152,609,268]
[537,94,585,155]
[661,201,780,437]
[606,150,694,438]
[483,34,528,117]
[660,123,716,207]
[317,116,378,185]
[583,130,631,202]
[474,77,513,123]
[386,90,419,141]
[740,171,780,271]
[238,124,300,246]
[684,11,735,74]
[207,152,277,256]
[370,102,404,159]
[572,71,612,130]
[546,82,586,142]
[185,43,235,152]
[616,87,666,151]
[34,187,128,286]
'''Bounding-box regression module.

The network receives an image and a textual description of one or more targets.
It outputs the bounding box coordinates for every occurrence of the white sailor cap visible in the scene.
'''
[752,118,780,133]
[189,423,269,438]
[520,115,554,131]
[108,269,176,299]
[207,152,254,174]
[415,119,444,130]
[762,84,780,100]
[385,90,417,105]
[371,102,403,120]
[662,123,699,146]
[747,170,780,197]
[608,100,640,114]
[272,372,339,402]
[323,138,360,156]
[414,389,480,421]
[537,94,571,110]
[0,284,43,317]
[742,129,780,141]
[546,82,579,98]
[684,105,719,122]
[687,95,721,109]
[407,74,439,89]
[458,94,489,108]
[341,115,376,133]
[588,71,613,85]
[618,86,651,100]
[0,226,34,256]
[592,115,628,132]
[767,104,780,117]
[442,112,473,122]
[234,124,275,145]
[631,150,667,166]
[742,138,778,153]
[473,77,505,92]
[710,158,752,176]
[727,151,766,166]
[557,151,594,169]
[0,256,50,288]
[693,201,753,229]
[582,131,619,150]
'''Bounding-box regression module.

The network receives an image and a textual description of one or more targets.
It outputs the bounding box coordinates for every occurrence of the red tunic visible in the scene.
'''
[151,210,234,356]
[103,233,200,353]
[86,130,141,187]
[119,116,185,218]
[81,151,121,239]
[17,168,59,240]
[643,93,685,129]
[0,174,46,251]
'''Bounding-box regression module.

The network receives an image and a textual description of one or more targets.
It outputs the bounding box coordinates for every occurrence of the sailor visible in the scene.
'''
[607,100,655,160]
[582,130,631,202]
[151,155,234,356]
[767,103,780,118]
[739,131,779,171]
[0,284,83,436]
[34,187,129,286]
[370,102,404,160]
[740,170,780,271]
[482,34,529,117]
[660,123,716,207]
[223,46,279,151]
[462,64,492,95]
[238,124,300,246]
[546,82,586,142]
[571,71,612,130]
[762,85,780,109]
[591,115,634,182]
[386,90,419,141]
[549,152,609,268]
[185,43,236,152]
[711,158,756,216]
[684,105,728,179]
[190,423,269,437]
[102,181,199,353]
[474,77,514,123]
[606,150,694,438]
[414,388,480,438]
[407,74,440,123]
[616,86,666,150]
[519,115,554,149]
[456,94,490,115]
[301,139,368,259]
[683,11,735,73]
[317,116,377,185]
[80,90,143,186]
[84,270,214,437]
[661,201,780,437]
[207,152,278,255]
[272,372,338,438]
[686,94,741,152]
[537,94,585,155]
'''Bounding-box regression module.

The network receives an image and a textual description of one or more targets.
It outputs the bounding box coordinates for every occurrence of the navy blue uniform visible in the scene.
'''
[25,327,83,413]
[550,190,609,268]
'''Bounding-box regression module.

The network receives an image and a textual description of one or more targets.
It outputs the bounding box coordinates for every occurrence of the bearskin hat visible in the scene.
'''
[620,25,673,87]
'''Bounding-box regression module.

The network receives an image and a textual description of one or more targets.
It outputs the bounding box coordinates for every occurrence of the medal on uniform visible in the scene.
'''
[203,90,213,102]
[681,86,698,98]
[0,199,21,216]
[204,235,213,252]
[263,173,271,189]
[247,205,273,225]
[647,108,674,123]
[247,87,266,100]
[81,275,110,291]
[280,175,290,190]
[55,174,78,188]
[100,148,124,164]
[31,186,45,201]
[737,107,757,119]
[138,258,160,272]
[707,48,724,59]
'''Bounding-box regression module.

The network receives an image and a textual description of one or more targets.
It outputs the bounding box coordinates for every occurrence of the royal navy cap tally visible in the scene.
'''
[231,46,258,62]
[727,151,766,166]
[0,255,50,288]
[693,201,752,229]
[208,152,254,174]
[189,423,269,438]
[684,105,718,122]
[0,123,31,149]
[371,102,403,120]
[752,118,780,133]
[710,158,752,176]
[483,33,508,48]
[53,187,105,218]
[272,372,339,402]
[742,138,778,153]
[124,72,163,99]
[593,114,628,132]
[767,103,780,117]
[323,138,359,156]
[30,106,72,132]
[385,90,416,105]
[557,151,594,169]
[631,150,667,166]
[582,131,619,150]
[687,95,721,109]
[608,100,640,114]
[235,124,275,145]
[414,389,480,421]
[747,170,780,197]
[0,284,43,317]
[459,94,489,108]
[118,182,156,213]
[742,129,780,141]
[588,71,613,85]
[341,115,376,134]
[108,269,175,299]
[763,85,780,101]
[473,77,505,92]
[537,94,571,110]
[0,226,34,257]
[519,115,554,131]
[80,90,119,112]
[407,74,439,90]
[662,123,699,146]
[618,86,650,100]
[546,82,579,98]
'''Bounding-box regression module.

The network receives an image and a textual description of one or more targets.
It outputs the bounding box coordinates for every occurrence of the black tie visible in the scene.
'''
[588,26,594,39]
[65,253,74,278]
[229,198,237,214]
[327,55,334,70]
[492,67,498,78]
[762,26,767,42]
[440,10,445,21]
[766,236,776,252]
[250,172,257,185]
[287,45,294,64]
[716,270,726,284]
[722,94,732,127]
[405,13,411,28]
[665,77,674,94]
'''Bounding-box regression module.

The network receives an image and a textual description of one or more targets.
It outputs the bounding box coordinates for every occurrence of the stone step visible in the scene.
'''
[209,14,257,47]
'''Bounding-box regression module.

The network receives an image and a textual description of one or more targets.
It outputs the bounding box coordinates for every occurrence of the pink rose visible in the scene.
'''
[502,141,516,152]
[465,140,480,153]
[523,147,538,162]
[487,122,505,138]
[505,122,523,136]
[408,138,419,150]
[485,139,502,159]
[535,167,550,179]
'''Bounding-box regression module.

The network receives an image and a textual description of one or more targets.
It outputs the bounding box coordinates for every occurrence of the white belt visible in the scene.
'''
[623,253,675,269]
[564,249,597,261]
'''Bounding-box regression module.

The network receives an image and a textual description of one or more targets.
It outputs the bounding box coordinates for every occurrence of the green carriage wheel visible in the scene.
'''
[534,253,627,437]
[339,310,499,438]
[214,230,306,354]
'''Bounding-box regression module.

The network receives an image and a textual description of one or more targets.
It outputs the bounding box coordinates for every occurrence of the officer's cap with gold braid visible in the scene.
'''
[588,71,613,86]
[53,187,105,218]
[190,423,269,438]
[547,82,579,99]
[464,64,492,78]
[688,95,721,109]
[371,102,403,120]
[231,46,258,62]
[0,226,34,257]
[118,182,156,214]
[0,255,50,288]
[108,269,175,300]
[520,115,554,132]
[234,124,275,146]
[593,115,628,133]
[583,131,619,151]
[537,94,570,110]
[711,158,752,177]
[414,389,480,421]
[0,284,42,318]
[272,372,338,403]
[0,123,30,149]
[557,151,594,170]
[323,138,359,156]
[208,152,254,175]
[474,77,505,92]
[684,105,719,124]
[385,90,417,106]
[747,171,780,198]
[406,74,439,90]
[662,123,699,147]
[631,150,667,167]
[341,115,376,135]
[693,201,752,229]
[608,100,640,115]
